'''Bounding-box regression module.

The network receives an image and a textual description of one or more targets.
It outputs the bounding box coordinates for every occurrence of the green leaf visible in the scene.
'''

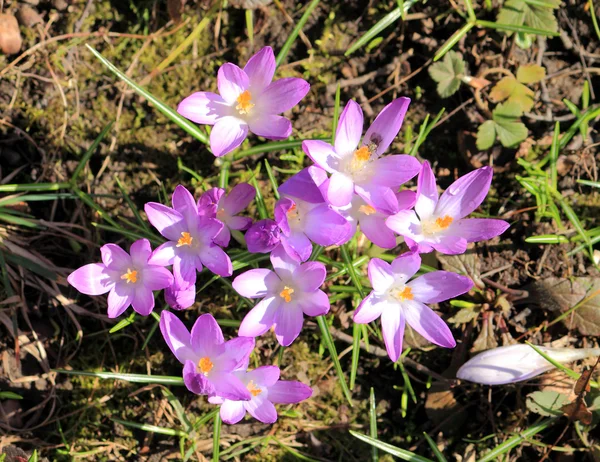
[496,0,560,38]
[490,76,536,113]
[526,390,570,416]
[54,369,184,385]
[0,391,23,400]
[349,431,435,462]
[489,76,517,103]
[493,102,528,147]
[476,120,497,150]
[517,64,546,83]
[428,51,466,97]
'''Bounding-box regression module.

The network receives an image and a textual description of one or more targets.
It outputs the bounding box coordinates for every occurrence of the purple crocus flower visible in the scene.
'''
[164,280,196,310]
[233,246,329,346]
[67,239,173,318]
[245,219,282,254]
[197,183,255,247]
[386,162,510,255]
[208,365,312,424]
[353,251,473,362]
[177,46,310,157]
[335,190,416,249]
[273,166,352,262]
[160,312,255,400]
[303,98,421,211]
[145,185,233,293]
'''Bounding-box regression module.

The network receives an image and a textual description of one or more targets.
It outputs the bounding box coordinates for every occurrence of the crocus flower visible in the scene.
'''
[274,166,352,262]
[177,46,310,157]
[245,219,282,254]
[335,190,416,249]
[208,365,312,424]
[303,98,421,211]
[386,162,510,255]
[354,251,473,362]
[197,183,256,247]
[160,312,255,400]
[68,239,173,318]
[164,280,196,310]
[457,344,600,385]
[233,246,329,346]
[145,185,233,292]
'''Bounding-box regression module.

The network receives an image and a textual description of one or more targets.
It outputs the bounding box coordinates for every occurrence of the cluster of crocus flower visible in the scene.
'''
[68,46,513,425]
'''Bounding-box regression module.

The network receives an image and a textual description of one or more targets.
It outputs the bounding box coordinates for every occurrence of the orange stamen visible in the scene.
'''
[236,90,254,115]
[120,268,138,284]
[198,357,213,375]
[247,380,262,397]
[396,286,414,301]
[353,145,371,162]
[358,204,376,215]
[279,286,294,303]
[177,232,193,247]
[435,215,453,230]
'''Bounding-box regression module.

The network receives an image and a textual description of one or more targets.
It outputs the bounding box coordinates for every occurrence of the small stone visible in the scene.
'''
[52,0,68,11]
[0,14,22,55]
[16,5,43,27]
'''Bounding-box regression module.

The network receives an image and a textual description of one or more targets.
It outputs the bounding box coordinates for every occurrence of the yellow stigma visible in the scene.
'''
[236,90,254,115]
[198,356,213,375]
[176,232,193,247]
[394,286,414,301]
[279,286,295,303]
[247,380,262,397]
[358,204,376,215]
[435,215,453,230]
[120,268,138,284]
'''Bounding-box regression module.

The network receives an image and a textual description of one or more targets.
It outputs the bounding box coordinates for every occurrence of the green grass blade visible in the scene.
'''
[549,121,560,190]
[0,391,23,400]
[476,20,560,36]
[114,175,152,232]
[350,431,435,462]
[525,342,580,380]
[350,321,361,390]
[590,0,600,42]
[346,0,418,56]
[264,160,280,199]
[0,183,70,193]
[246,9,254,45]
[213,411,222,462]
[54,369,184,385]
[275,0,321,66]
[109,313,137,333]
[463,0,476,22]
[316,315,353,406]
[4,252,57,280]
[233,137,327,161]
[339,244,366,298]
[369,388,378,462]
[434,22,475,61]
[248,170,268,219]
[409,109,445,156]
[85,44,209,145]
[28,450,38,462]
[332,83,341,144]
[577,179,600,188]
[525,234,569,244]
[557,197,593,258]
[560,105,600,150]
[72,122,113,183]
[422,433,447,462]
[112,418,186,437]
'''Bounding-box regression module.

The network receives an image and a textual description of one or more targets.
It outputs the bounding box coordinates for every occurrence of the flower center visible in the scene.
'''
[216,208,226,220]
[236,90,254,115]
[287,203,298,219]
[120,268,138,284]
[176,231,194,247]
[197,356,213,375]
[247,380,262,397]
[422,215,454,235]
[279,286,295,303]
[392,286,413,301]
[358,204,376,216]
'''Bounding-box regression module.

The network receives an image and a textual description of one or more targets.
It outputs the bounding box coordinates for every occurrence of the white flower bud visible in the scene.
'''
[456,344,600,385]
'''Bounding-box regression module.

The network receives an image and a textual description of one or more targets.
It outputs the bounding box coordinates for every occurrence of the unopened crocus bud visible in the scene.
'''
[457,344,600,385]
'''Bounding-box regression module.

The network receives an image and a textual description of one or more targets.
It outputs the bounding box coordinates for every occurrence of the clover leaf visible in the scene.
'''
[476,101,528,150]
[428,51,466,98]
[489,64,545,113]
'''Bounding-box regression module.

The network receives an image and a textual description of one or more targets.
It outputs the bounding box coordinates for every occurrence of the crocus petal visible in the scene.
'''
[436,166,493,220]
[217,63,249,104]
[220,400,246,425]
[274,197,293,235]
[368,258,395,293]
[293,262,326,292]
[326,172,355,207]
[145,203,187,241]
[227,216,252,230]
[132,287,155,316]
[431,235,468,255]
[259,78,310,114]
[370,155,421,188]
[274,304,304,346]
[396,190,417,211]
[243,46,276,94]
[165,282,196,310]
[381,306,405,362]
[268,380,313,404]
[245,394,278,424]
[270,245,299,281]
[177,92,229,125]
[304,204,352,246]
[278,167,327,204]
[354,185,399,215]
[198,188,223,218]
[360,214,397,249]
[390,251,421,282]
[68,263,113,295]
[363,97,410,156]
[213,226,231,248]
[172,185,199,229]
[129,239,152,267]
[174,256,197,286]
[247,365,281,387]
[335,100,363,156]
[148,242,177,266]
[451,218,510,243]
[200,245,233,277]
[408,271,474,304]
[190,313,224,357]
[233,268,279,298]
[297,290,329,317]
[199,217,224,242]
[239,296,281,337]
[220,336,256,371]
[302,140,339,174]
[107,286,133,319]
[245,219,281,253]
[385,210,422,242]
[222,183,256,215]
[183,360,214,395]
[414,161,438,220]
[353,293,385,324]
[403,300,456,348]
[211,372,252,401]
[210,116,249,157]
[160,311,195,363]
[281,231,312,262]
[248,114,291,140]
[100,244,132,270]
[142,266,173,291]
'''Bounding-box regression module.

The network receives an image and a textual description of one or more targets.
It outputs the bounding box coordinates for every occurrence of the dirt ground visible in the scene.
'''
[1,0,600,460]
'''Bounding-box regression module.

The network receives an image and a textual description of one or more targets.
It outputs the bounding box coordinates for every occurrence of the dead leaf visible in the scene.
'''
[464,75,491,90]
[575,369,593,395]
[470,314,498,353]
[16,6,43,27]
[167,0,185,23]
[229,0,273,8]
[0,14,22,55]
[437,250,483,289]
[561,400,592,425]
